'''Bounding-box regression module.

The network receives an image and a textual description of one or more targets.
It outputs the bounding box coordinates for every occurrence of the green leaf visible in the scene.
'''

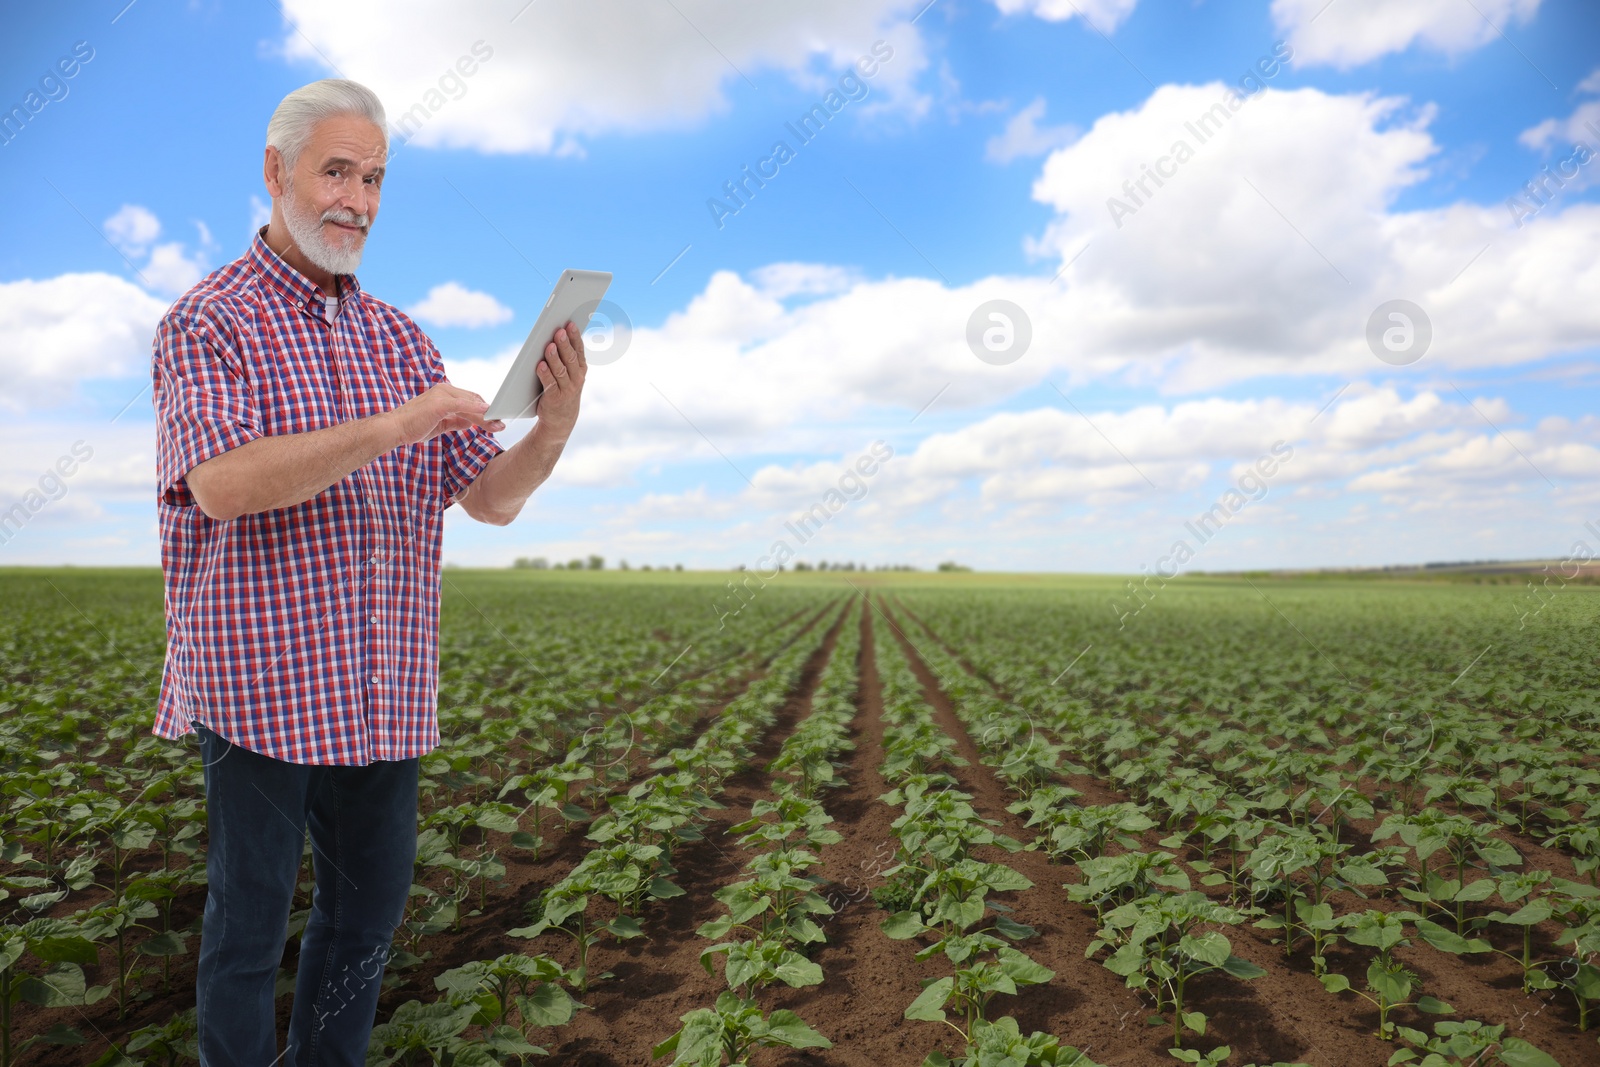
[905,976,954,1022]
[1181,1010,1207,1036]
[29,1023,84,1047]
[1415,996,1453,1014]
[607,916,644,938]
[1414,918,1489,955]
[1221,955,1268,980]
[771,953,825,989]
[998,947,1055,986]
[994,914,1038,940]
[1181,931,1232,967]
[1498,900,1553,927]
[134,931,186,957]
[1368,962,1412,1005]
[1320,973,1352,994]
[28,934,98,966]
[17,962,87,1007]
[881,911,928,940]
[518,982,576,1027]
[764,1009,832,1049]
[1497,1037,1561,1067]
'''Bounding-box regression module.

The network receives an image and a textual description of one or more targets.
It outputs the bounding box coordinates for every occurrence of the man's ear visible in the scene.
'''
[263,146,287,199]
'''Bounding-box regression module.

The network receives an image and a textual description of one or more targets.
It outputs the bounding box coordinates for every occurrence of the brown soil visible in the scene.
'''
[14,592,1600,1067]
[12,600,840,1067]
[881,595,1600,1067]
[522,597,854,1064]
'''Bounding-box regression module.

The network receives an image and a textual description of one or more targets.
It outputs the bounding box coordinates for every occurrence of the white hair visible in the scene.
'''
[266,79,387,171]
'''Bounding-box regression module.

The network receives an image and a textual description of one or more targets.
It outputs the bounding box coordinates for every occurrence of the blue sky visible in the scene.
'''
[2,0,1598,572]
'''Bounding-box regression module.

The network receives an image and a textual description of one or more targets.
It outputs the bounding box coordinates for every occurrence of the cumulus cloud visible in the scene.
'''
[1517,75,1600,195]
[275,0,930,155]
[991,0,1140,32]
[104,205,161,257]
[986,97,1078,163]
[142,243,209,295]
[406,281,514,328]
[600,385,1592,547]
[1272,0,1541,69]
[102,204,212,296]
[0,273,170,411]
[748,262,862,300]
[1026,82,1600,388]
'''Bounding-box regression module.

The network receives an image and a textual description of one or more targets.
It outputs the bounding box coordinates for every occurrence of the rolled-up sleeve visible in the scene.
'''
[439,428,503,509]
[420,336,504,509]
[152,312,262,507]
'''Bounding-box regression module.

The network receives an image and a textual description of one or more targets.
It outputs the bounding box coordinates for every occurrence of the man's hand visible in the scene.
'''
[388,383,506,447]
[451,322,586,525]
[533,321,586,437]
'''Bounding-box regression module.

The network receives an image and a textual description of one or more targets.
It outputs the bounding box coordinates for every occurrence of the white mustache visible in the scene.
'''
[323,209,368,230]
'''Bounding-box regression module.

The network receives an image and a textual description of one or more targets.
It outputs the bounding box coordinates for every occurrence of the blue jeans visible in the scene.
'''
[191,720,419,1067]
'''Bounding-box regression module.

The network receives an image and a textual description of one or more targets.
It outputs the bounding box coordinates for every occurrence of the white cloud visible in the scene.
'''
[748,262,861,300]
[250,194,272,230]
[102,205,213,296]
[0,273,170,411]
[1272,0,1541,69]
[594,384,1600,571]
[142,243,209,295]
[406,281,514,328]
[1518,82,1600,195]
[1025,82,1600,388]
[0,422,154,503]
[991,0,1140,32]
[986,97,1078,163]
[275,0,930,155]
[104,204,161,257]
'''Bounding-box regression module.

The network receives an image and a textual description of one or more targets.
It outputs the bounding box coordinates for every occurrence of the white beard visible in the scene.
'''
[281,176,369,277]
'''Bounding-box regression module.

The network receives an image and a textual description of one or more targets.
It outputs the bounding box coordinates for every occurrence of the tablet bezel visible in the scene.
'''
[484,269,612,420]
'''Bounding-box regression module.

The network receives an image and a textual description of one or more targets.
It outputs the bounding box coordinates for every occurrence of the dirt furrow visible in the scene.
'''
[886,596,1600,1067]
[874,597,1342,1067]
[764,593,964,1066]
[521,598,851,1065]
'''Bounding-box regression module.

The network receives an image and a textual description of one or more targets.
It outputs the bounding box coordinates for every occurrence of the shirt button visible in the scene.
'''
[369,556,379,565]
[370,614,379,623]
[370,675,380,685]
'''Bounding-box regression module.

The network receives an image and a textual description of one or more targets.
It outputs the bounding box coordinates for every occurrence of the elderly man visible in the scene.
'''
[149,78,584,1065]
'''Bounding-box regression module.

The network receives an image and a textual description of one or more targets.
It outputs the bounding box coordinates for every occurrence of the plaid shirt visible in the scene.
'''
[150,226,504,766]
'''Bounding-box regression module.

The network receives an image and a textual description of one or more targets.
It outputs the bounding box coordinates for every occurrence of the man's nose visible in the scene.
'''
[340,184,373,219]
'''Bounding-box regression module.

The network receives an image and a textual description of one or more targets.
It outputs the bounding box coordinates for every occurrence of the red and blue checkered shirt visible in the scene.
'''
[151,226,504,766]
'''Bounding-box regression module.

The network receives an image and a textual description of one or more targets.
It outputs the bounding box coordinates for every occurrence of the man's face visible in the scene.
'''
[276,114,386,277]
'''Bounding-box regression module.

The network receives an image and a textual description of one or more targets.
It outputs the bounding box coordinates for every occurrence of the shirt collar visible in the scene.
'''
[246,225,364,314]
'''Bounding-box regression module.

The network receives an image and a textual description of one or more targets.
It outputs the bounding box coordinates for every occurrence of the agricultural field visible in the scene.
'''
[2,567,1598,1066]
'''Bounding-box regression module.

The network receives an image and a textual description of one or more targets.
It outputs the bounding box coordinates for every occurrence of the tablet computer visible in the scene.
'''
[485,269,612,420]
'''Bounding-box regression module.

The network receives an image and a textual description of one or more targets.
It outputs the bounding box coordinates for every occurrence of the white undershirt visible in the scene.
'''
[323,295,339,322]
